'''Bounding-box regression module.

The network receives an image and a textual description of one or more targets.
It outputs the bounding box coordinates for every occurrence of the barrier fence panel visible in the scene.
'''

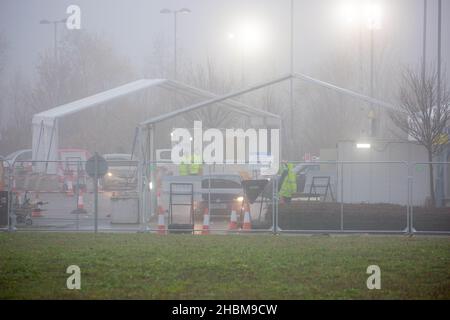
[8,160,85,231]
[147,161,277,234]
[277,161,339,232]
[5,159,142,232]
[277,161,409,233]
[341,162,409,233]
[411,162,450,234]
[3,159,449,234]
[96,159,140,232]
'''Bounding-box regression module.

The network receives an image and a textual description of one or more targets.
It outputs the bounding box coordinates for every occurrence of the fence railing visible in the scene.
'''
[0,159,448,234]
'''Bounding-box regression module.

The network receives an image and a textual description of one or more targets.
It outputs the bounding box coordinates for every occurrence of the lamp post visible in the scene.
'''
[422,0,427,83]
[227,32,245,85]
[290,0,295,146]
[39,18,67,61]
[437,0,442,112]
[365,2,381,137]
[338,2,382,137]
[160,8,191,80]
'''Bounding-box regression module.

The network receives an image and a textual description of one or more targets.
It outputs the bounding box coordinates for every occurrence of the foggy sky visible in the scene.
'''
[0,0,449,87]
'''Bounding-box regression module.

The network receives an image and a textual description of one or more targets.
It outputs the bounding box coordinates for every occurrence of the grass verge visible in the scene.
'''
[0,233,449,299]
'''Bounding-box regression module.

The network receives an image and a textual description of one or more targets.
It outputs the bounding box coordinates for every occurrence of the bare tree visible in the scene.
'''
[180,58,239,129]
[290,38,404,162]
[390,66,450,207]
[144,38,241,129]
[0,31,136,154]
[0,73,34,153]
[0,33,8,138]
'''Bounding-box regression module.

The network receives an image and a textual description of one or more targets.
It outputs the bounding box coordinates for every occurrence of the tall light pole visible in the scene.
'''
[160,8,191,80]
[290,0,295,145]
[365,2,381,137]
[437,0,442,111]
[338,2,381,137]
[227,20,266,86]
[227,32,246,85]
[39,18,67,61]
[422,0,428,83]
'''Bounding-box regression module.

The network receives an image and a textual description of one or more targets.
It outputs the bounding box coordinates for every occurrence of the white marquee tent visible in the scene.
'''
[31,73,397,175]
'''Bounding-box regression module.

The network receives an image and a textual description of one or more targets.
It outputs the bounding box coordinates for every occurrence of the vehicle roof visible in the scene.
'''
[58,149,89,153]
[5,149,32,161]
[201,174,242,180]
[103,154,133,159]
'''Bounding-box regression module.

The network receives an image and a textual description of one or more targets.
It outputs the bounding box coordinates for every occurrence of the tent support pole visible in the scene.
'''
[45,118,57,173]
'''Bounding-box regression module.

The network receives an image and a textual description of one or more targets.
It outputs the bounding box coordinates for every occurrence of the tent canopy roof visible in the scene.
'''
[32,73,399,128]
[139,75,289,127]
[32,79,167,125]
[32,78,282,127]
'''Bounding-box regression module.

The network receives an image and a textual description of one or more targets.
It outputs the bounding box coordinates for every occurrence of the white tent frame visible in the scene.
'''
[32,79,167,173]
[136,74,398,226]
[31,73,398,228]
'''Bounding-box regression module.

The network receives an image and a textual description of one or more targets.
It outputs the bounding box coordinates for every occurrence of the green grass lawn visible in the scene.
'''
[0,233,449,299]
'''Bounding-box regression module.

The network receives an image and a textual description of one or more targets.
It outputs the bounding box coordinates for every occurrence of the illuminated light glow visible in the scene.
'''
[365,3,382,30]
[227,18,268,53]
[236,196,244,202]
[356,143,371,149]
[107,172,113,177]
[149,181,153,190]
[339,3,357,25]
[227,32,236,40]
[240,21,265,51]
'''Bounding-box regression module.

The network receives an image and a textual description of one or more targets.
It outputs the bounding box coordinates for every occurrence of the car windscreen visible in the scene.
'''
[17,151,32,161]
[201,178,241,189]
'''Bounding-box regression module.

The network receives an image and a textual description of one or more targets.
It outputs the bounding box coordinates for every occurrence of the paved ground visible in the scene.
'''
[8,192,450,233]
[11,191,232,232]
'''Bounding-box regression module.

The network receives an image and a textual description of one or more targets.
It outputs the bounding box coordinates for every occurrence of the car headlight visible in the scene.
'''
[236,196,244,202]
[107,172,113,177]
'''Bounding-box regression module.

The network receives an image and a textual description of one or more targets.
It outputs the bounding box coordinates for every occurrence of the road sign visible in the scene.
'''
[85,153,108,233]
[433,133,449,146]
[85,154,108,178]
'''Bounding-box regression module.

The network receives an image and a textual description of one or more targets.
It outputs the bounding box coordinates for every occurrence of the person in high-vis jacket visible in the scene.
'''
[279,162,297,203]
[189,154,202,175]
[179,155,190,176]
[179,154,202,176]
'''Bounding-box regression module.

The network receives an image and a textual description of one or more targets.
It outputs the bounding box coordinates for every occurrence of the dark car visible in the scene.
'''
[199,174,244,217]
[101,154,138,190]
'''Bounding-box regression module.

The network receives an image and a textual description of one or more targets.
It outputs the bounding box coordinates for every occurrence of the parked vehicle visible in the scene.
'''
[4,149,32,170]
[58,149,91,192]
[102,154,138,190]
[159,174,244,218]
[199,174,244,217]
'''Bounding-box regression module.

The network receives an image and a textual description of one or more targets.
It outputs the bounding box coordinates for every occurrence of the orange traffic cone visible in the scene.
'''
[228,210,238,231]
[17,192,22,206]
[202,207,210,235]
[31,193,43,217]
[77,190,84,210]
[71,191,87,215]
[66,177,74,197]
[11,178,17,193]
[242,210,252,231]
[77,191,85,210]
[157,209,166,235]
